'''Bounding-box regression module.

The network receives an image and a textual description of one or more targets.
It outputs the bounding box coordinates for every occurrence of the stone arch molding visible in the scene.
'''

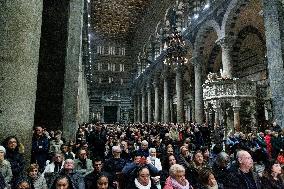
[221,0,250,37]
[193,19,222,57]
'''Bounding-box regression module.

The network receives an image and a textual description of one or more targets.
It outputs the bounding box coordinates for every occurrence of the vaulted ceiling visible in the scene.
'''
[90,0,152,40]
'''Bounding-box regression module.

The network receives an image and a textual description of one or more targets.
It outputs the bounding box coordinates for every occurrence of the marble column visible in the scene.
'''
[62,0,85,140]
[0,0,43,159]
[204,107,209,126]
[133,93,137,123]
[175,66,185,123]
[147,82,152,123]
[153,80,160,122]
[213,108,220,127]
[262,0,284,128]
[192,57,204,124]
[141,87,146,123]
[163,68,170,123]
[233,107,241,132]
[216,37,234,79]
[137,93,141,123]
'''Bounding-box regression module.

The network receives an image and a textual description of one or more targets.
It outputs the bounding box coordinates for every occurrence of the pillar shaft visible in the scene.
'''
[175,66,184,123]
[262,0,284,128]
[163,71,170,123]
[0,0,43,159]
[147,83,152,123]
[153,82,160,122]
[133,94,137,123]
[216,37,234,78]
[62,0,84,140]
[233,107,241,132]
[193,58,204,124]
[141,88,146,123]
[137,94,141,122]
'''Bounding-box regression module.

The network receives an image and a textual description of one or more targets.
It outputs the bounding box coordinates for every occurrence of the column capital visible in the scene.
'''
[216,36,235,50]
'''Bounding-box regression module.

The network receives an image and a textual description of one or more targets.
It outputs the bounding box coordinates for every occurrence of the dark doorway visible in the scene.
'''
[104,106,118,123]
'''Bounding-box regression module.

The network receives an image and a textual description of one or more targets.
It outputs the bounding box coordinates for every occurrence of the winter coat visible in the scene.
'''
[0,160,12,185]
[31,135,49,172]
[32,175,48,189]
[74,158,93,176]
[5,149,25,181]
[104,157,126,174]
[163,176,193,189]
[261,175,284,189]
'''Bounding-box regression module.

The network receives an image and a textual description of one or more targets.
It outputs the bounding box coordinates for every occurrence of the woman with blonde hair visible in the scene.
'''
[27,164,47,189]
[163,164,193,189]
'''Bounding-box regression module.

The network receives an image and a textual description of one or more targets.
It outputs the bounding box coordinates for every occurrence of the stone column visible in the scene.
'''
[141,87,146,123]
[133,93,137,123]
[233,107,241,132]
[216,37,234,79]
[62,0,84,140]
[163,68,170,123]
[204,106,209,126]
[175,66,185,123]
[137,93,141,123]
[0,0,43,158]
[262,0,284,128]
[147,82,152,123]
[213,108,220,127]
[153,79,160,122]
[192,57,204,124]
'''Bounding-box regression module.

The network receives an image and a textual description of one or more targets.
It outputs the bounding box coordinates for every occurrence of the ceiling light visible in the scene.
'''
[203,3,210,10]
[193,14,199,19]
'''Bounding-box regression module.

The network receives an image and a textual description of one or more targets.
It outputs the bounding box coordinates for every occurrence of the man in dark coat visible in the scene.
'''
[84,157,115,189]
[224,150,262,189]
[87,124,107,159]
[31,126,49,173]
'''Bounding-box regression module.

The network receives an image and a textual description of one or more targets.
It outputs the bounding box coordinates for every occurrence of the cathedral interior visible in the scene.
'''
[1,0,284,154]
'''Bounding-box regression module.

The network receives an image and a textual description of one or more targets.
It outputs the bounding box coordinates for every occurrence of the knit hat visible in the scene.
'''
[0,146,6,154]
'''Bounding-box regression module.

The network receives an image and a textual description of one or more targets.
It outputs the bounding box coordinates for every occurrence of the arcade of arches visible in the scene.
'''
[1,0,284,155]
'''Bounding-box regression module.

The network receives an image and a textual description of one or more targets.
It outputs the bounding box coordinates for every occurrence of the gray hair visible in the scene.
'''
[215,152,229,166]
[149,148,156,153]
[169,164,185,177]
[141,140,148,145]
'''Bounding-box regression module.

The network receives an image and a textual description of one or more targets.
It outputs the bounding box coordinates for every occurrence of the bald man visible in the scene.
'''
[224,150,262,189]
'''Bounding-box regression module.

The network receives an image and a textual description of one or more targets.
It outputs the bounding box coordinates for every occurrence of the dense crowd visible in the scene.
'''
[1,121,284,189]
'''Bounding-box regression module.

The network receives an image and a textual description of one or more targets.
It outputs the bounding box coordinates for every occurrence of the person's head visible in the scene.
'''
[193,150,204,165]
[237,150,253,173]
[77,149,87,161]
[27,164,39,179]
[263,159,282,178]
[54,175,71,189]
[54,131,62,141]
[149,148,157,158]
[168,155,177,166]
[141,140,148,150]
[0,146,6,161]
[97,175,109,189]
[34,126,43,136]
[132,152,142,164]
[16,178,33,189]
[63,159,74,172]
[60,144,69,153]
[92,157,103,173]
[112,146,122,158]
[199,168,217,187]
[180,146,189,157]
[120,141,128,150]
[53,153,64,163]
[95,124,102,132]
[3,136,19,151]
[215,152,230,169]
[169,164,187,186]
[136,166,151,186]
[166,147,174,156]
[201,146,210,159]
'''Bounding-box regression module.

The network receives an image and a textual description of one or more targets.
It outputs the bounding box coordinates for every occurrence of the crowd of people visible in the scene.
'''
[1,121,284,189]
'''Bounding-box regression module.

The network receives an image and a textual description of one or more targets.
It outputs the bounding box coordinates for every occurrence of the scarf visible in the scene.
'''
[134,178,151,189]
[170,177,190,189]
[207,184,218,189]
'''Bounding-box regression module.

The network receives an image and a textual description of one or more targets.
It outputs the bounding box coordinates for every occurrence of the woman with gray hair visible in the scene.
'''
[163,164,193,189]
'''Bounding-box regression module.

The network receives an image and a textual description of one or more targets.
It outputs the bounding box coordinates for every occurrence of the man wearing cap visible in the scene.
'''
[0,146,13,187]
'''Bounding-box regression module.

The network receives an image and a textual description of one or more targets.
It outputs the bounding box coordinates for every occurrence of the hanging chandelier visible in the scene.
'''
[164,26,188,66]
